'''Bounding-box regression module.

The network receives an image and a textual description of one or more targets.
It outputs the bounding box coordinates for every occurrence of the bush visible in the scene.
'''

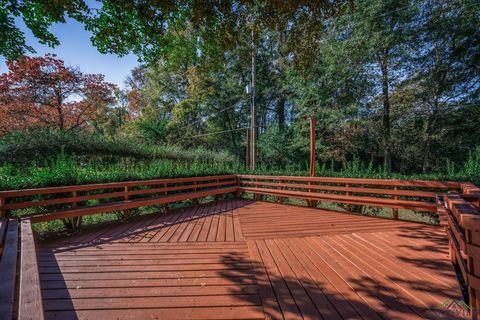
[0,128,236,166]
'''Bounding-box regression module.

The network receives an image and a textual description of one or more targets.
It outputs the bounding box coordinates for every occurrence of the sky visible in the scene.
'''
[0,17,139,89]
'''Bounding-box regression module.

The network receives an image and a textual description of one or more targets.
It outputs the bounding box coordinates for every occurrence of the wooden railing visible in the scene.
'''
[237,174,462,218]
[0,175,237,223]
[442,182,480,318]
[0,174,469,224]
[0,174,478,319]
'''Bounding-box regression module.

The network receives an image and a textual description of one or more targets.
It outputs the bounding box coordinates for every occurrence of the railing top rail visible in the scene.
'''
[237,174,462,189]
[0,175,237,198]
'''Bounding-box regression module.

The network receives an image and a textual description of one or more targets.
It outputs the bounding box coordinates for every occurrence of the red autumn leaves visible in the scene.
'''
[0,54,117,135]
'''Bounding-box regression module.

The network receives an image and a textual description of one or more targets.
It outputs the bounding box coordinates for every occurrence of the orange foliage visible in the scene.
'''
[0,54,117,135]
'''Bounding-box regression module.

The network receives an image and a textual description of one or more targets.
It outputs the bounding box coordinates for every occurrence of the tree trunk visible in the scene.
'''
[276,95,286,130]
[55,90,65,130]
[276,29,287,131]
[379,53,392,173]
[423,96,440,173]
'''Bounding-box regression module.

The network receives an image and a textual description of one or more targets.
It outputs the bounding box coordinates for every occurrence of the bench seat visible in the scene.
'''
[30,186,237,223]
[238,186,437,212]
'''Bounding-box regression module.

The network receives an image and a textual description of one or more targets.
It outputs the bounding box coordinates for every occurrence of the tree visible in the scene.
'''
[1,1,349,64]
[0,54,117,135]
[1,0,89,60]
[408,0,480,172]
[325,0,417,172]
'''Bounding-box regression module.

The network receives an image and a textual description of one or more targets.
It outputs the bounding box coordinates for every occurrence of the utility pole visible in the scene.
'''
[307,117,317,208]
[309,117,316,176]
[245,130,250,170]
[251,28,257,171]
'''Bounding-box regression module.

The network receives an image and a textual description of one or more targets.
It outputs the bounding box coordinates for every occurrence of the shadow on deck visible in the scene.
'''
[36,200,467,320]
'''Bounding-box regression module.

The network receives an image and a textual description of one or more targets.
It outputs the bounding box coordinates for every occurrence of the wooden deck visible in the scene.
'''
[36,200,466,319]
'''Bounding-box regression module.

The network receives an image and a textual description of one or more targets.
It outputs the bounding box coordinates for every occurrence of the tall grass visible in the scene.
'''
[1,149,479,190]
[1,128,479,190]
[0,148,238,190]
[0,128,236,165]
[241,148,480,185]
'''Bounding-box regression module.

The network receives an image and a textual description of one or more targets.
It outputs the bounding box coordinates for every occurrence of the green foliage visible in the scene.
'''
[1,0,89,60]
[2,0,479,191]
[241,155,480,186]
[0,128,236,166]
[0,155,236,191]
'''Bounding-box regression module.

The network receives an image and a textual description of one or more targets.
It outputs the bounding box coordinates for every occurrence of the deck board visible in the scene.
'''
[36,199,467,320]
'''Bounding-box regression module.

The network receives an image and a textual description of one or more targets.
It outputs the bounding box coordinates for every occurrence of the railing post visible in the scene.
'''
[276,179,284,204]
[235,176,242,199]
[0,195,6,218]
[123,185,130,219]
[72,191,78,209]
[307,178,317,208]
[392,187,399,219]
[344,183,351,212]
[191,181,200,205]
[254,177,262,201]
[161,183,168,214]
[214,179,221,201]
[71,191,82,230]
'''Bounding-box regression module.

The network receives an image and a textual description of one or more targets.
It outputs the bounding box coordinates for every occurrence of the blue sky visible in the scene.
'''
[0,17,139,89]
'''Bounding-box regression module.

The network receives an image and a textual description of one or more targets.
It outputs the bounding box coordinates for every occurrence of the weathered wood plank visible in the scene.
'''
[19,219,44,320]
[0,219,18,320]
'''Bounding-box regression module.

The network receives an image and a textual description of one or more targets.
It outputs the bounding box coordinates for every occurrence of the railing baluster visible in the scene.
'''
[72,191,77,208]
[393,186,399,219]
[123,185,130,219]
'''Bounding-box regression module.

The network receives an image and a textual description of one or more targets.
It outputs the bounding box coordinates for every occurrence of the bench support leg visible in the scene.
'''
[62,216,83,232]
[392,208,399,220]
[307,200,318,208]
[160,204,168,214]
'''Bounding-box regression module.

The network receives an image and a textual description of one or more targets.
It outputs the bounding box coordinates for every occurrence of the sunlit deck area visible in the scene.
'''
[36,200,464,320]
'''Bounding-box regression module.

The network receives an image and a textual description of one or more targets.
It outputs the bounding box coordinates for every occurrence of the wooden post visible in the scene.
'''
[392,186,399,219]
[71,191,82,230]
[123,186,130,219]
[72,191,78,209]
[215,179,221,201]
[345,184,351,212]
[246,130,250,171]
[254,177,261,201]
[0,196,6,218]
[309,117,316,177]
[307,117,317,208]
[192,181,199,205]
[161,183,168,213]
[235,176,242,199]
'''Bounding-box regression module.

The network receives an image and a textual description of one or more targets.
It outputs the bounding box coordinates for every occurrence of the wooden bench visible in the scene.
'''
[30,186,237,223]
[0,218,45,320]
[0,218,19,320]
[0,174,468,225]
[237,175,462,215]
[18,219,44,320]
[0,175,238,224]
[238,186,438,212]
[444,193,480,316]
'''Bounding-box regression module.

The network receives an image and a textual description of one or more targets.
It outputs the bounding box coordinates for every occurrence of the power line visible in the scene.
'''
[188,125,267,139]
